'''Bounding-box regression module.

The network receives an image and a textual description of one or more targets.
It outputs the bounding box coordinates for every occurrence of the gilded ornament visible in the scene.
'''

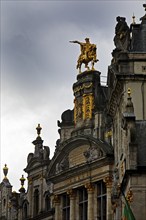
[85,182,94,192]
[83,93,94,120]
[74,83,93,93]
[70,38,98,73]
[74,98,83,123]
[126,188,133,203]
[104,175,113,187]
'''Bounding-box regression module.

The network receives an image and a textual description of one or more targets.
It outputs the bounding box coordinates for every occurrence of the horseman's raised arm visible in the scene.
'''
[69,40,81,44]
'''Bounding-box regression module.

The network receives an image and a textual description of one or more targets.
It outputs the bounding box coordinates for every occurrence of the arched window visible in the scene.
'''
[45,194,51,211]
[34,189,39,216]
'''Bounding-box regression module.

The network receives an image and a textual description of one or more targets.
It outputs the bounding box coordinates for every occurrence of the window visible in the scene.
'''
[34,189,39,216]
[97,181,106,220]
[3,198,6,208]
[23,202,28,219]
[79,187,88,220]
[62,193,70,220]
[45,194,51,211]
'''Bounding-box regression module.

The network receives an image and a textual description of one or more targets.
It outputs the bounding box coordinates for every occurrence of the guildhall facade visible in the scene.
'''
[0,5,146,220]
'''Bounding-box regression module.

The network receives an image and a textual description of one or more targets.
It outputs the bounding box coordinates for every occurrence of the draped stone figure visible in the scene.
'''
[114,16,130,51]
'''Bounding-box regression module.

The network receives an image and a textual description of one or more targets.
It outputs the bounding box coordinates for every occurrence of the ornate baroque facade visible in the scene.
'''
[1,5,146,220]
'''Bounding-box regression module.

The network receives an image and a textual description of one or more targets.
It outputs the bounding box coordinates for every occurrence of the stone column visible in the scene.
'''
[54,195,60,220]
[27,177,33,217]
[104,176,113,220]
[85,182,94,220]
[67,189,76,220]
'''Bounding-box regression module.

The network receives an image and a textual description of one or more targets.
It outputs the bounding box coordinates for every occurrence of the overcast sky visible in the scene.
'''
[1,0,144,191]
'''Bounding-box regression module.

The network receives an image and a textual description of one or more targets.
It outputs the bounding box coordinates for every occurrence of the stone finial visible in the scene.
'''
[36,124,42,137]
[3,164,8,179]
[32,124,43,146]
[132,13,136,24]
[140,4,146,21]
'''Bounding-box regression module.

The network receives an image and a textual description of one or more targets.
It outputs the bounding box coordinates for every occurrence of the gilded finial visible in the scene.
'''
[19,175,26,193]
[20,175,26,187]
[3,164,8,179]
[132,13,136,24]
[36,124,42,136]
[127,88,131,96]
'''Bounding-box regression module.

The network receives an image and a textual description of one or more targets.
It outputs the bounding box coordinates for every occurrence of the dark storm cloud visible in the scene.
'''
[1,1,144,107]
[2,1,144,110]
[1,0,144,190]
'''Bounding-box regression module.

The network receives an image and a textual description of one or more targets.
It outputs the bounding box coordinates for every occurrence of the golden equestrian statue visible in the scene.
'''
[70,38,98,73]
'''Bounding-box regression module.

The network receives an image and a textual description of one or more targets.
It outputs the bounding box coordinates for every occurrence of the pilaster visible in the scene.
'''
[54,195,60,220]
[67,189,76,220]
[85,182,95,220]
[104,176,113,220]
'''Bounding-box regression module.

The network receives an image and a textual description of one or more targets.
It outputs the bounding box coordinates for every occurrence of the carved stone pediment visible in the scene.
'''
[84,145,103,162]
[55,155,69,174]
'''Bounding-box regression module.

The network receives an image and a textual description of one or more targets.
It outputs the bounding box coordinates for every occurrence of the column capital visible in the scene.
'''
[85,182,94,192]
[67,189,76,198]
[53,194,60,204]
[103,175,113,187]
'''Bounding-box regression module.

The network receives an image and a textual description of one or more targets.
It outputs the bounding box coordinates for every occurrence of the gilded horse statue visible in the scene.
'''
[70,38,98,73]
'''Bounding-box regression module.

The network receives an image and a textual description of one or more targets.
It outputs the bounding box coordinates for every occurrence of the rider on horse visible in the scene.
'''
[70,38,98,73]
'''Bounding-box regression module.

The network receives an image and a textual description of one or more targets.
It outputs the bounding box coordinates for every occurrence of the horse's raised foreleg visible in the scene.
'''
[77,62,82,74]
[91,60,95,70]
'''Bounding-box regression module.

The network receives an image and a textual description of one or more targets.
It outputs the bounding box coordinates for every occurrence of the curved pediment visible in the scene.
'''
[47,135,113,177]
[24,157,44,172]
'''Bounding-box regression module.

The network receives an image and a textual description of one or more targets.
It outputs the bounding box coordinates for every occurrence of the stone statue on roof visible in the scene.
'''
[114,16,130,51]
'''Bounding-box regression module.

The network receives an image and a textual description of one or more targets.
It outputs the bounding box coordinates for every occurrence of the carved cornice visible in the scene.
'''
[73,83,93,94]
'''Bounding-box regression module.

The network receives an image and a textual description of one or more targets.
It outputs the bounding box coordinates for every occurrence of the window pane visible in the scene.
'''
[97,181,106,220]
[62,194,70,220]
[79,188,88,220]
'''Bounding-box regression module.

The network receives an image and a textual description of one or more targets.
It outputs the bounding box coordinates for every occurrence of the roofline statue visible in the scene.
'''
[70,38,98,74]
[114,16,130,51]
